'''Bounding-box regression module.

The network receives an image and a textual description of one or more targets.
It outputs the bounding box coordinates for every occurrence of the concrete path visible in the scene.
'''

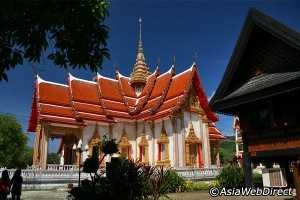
[19,190,293,200]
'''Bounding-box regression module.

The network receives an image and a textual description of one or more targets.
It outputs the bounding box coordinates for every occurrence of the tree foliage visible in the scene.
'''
[0,0,110,81]
[70,137,177,200]
[219,139,236,164]
[0,113,27,168]
[47,152,60,164]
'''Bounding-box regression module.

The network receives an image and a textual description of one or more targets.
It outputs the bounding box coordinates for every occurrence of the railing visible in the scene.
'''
[0,166,221,190]
[46,164,79,171]
[175,167,222,180]
[0,168,89,190]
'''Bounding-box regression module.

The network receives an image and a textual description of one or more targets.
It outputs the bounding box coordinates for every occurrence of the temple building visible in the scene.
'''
[210,8,300,197]
[28,18,224,170]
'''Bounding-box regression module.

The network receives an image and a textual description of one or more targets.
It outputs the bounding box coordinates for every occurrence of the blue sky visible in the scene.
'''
[1,0,300,152]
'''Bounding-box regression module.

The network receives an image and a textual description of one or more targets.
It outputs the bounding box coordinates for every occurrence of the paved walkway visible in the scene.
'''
[20,190,294,200]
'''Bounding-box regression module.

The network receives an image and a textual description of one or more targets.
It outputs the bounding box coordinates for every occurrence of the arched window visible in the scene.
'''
[157,123,170,166]
[119,132,131,159]
[138,135,149,164]
[185,122,203,168]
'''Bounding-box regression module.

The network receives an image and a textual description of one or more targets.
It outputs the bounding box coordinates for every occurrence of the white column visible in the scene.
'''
[165,119,174,167]
[60,148,64,165]
[41,127,48,169]
[202,121,211,168]
[172,118,179,168]
[235,129,239,157]
[154,120,163,164]
[145,122,154,165]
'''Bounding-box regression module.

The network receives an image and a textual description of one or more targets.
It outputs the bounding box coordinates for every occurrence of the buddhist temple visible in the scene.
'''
[210,8,300,197]
[28,18,224,170]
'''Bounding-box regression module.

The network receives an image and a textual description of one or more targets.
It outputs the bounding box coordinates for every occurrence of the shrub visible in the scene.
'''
[184,181,210,191]
[216,164,244,188]
[253,172,263,187]
[164,170,185,193]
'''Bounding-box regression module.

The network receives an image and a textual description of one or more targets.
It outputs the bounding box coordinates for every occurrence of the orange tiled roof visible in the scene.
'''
[28,64,218,132]
[209,123,225,140]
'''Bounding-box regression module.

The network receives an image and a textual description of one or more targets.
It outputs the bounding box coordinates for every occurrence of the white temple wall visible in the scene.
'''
[82,124,96,162]
[112,122,124,141]
[78,110,213,168]
[145,122,154,165]
[124,122,137,159]
[81,123,109,162]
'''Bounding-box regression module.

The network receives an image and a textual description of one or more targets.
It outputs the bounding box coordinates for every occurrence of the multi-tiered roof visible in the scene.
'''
[28,19,223,140]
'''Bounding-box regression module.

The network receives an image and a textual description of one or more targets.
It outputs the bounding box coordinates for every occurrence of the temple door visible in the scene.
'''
[189,144,198,167]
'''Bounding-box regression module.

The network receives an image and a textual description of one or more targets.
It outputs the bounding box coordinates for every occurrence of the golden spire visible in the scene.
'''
[130,17,150,86]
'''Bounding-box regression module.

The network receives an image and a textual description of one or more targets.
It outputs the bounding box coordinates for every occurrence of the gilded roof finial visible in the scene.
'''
[139,17,142,45]
[130,17,150,85]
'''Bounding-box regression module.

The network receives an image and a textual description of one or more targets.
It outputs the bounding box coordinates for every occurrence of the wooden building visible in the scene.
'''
[28,18,224,170]
[210,8,300,198]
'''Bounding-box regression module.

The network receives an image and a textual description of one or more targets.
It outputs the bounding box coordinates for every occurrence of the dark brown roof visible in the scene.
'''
[223,71,300,100]
[210,8,300,114]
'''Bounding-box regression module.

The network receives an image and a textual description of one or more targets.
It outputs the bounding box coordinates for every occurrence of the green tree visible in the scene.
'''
[0,114,27,168]
[17,146,33,168]
[220,139,236,164]
[0,0,110,81]
[47,152,60,164]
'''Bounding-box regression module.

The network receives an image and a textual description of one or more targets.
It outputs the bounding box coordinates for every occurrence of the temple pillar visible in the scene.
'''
[214,142,221,167]
[172,117,179,168]
[202,119,211,168]
[32,124,41,165]
[177,117,184,167]
[165,119,174,166]
[39,125,48,169]
[60,148,64,165]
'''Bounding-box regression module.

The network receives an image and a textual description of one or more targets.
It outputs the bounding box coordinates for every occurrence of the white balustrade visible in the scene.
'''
[175,167,222,180]
[0,166,222,190]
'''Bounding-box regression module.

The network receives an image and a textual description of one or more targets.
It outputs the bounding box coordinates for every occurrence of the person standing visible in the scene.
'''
[10,169,23,200]
[0,170,10,200]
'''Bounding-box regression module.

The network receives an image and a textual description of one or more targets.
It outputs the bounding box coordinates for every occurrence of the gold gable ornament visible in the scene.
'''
[185,122,201,144]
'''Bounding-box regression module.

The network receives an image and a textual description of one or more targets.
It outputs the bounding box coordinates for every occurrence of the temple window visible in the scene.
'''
[119,132,131,159]
[185,122,203,168]
[138,135,149,164]
[157,124,170,166]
